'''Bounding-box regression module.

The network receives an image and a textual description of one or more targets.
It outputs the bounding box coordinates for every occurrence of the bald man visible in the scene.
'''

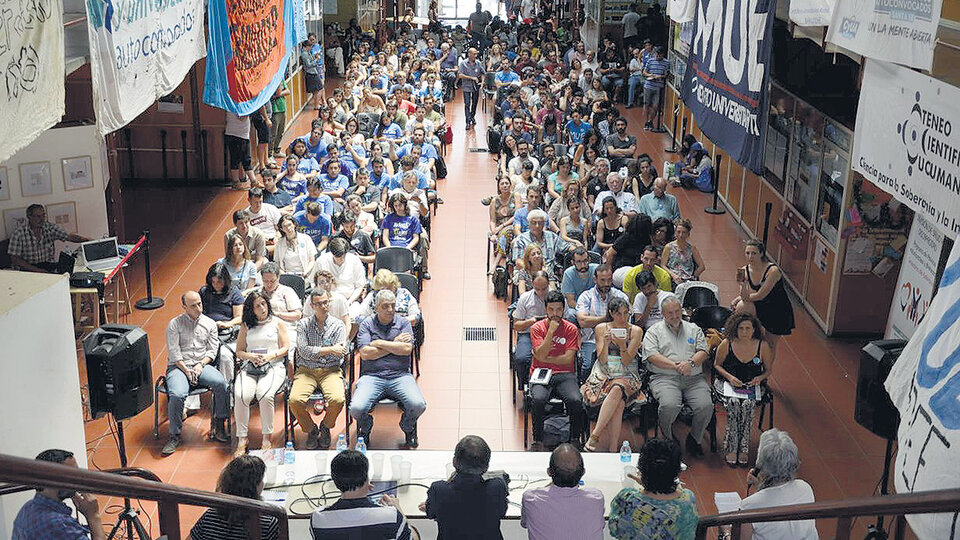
[161,291,230,456]
[521,444,605,539]
[637,177,681,222]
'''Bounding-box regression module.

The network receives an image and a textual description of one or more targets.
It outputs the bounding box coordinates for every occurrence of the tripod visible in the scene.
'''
[106,420,151,540]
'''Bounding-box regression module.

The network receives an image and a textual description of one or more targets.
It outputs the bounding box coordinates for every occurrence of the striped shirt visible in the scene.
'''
[296,314,347,369]
[310,498,412,539]
[190,508,279,540]
[644,58,670,89]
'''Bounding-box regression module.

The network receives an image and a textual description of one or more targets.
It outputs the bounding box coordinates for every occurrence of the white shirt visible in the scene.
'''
[316,252,367,300]
[740,480,819,540]
[247,203,281,239]
[622,11,640,38]
[225,113,250,139]
[593,190,640,215]
[508,155,540,176]
[631,290,676,329]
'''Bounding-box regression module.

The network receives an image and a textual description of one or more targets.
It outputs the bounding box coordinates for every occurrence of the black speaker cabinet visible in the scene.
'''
[83,324,153,421]
[855,339,907,440]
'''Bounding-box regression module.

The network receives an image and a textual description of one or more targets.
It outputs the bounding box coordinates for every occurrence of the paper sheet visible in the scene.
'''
[714,491,743,513]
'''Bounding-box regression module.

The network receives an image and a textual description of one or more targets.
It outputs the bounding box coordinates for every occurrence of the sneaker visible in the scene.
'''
[305,426,321,450]
[358,414,373,443]
[161,435,181,456]
[212,419,230,443]
[685,433,704,457]
[480,196,492,206]
[422,272,431,280]
[644,122,653,131]
[402,426,419,449]
[317,424,332,449]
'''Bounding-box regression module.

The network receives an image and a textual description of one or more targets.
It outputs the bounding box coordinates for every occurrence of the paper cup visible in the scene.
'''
[371,453,385,480]
[315,453,328,475]
[390,455,403,478]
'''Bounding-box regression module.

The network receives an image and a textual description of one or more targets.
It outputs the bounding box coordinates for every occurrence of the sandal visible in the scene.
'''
[234,437,248,458]
[725,452,738,467]
[738,453,750,466]
[584,435,600,452]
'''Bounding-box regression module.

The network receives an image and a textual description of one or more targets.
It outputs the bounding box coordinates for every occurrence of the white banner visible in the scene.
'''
[885,239,960,540]
[852,60,960,241]
[826,0,940,70]
[885,215,944,340]
[668,0,696,23]
[0,0,64,164]
[86,0,206,136]
[789,0,836,26]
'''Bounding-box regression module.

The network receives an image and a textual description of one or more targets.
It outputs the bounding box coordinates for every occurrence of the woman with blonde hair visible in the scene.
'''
[514,243,549,295]
[359,269,421,327]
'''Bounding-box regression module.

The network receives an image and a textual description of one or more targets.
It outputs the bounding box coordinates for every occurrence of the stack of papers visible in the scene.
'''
[722,381,761,400]
[714,491,742,514]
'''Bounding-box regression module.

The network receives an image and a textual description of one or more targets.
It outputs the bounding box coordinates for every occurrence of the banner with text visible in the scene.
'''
[203,0,296,115]
[0,0,64,163]
[680,0,777,175]
[852,60,960,240]
[886,215,944,340]
[86,0,206,136]
[668,0,696,23]
[826,0,941,71]
[885,238,960,540]
[789,0,836,26]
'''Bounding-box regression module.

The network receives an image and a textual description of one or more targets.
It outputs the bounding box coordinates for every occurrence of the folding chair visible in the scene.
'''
[153,375,227,439]
[284,344,354,446]
[279,273,307,301]
[395,272,424,378]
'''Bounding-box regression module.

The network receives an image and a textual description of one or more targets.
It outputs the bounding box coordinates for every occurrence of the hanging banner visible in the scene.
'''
[885,215,945,340]
[852,60,960,241]
[85,0,206,136]
[680,0,777,175]
[204,0,296,115]
[0,0,65,163]
[789,0,836,26]
[885,239,960,540]
[668,0,696,23]
[826,0,941,71]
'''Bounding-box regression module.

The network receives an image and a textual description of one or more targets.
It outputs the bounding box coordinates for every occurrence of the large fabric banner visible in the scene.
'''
[0,0,64,163]
[203,0,296,115]
[852,60,960,241]
[826,0,941,71]
[680,0,777,175]
[885,238,960,540]
[789,0,836,26]
[668,0,696,23]
[885,215,944,340]
[85,0,206,136]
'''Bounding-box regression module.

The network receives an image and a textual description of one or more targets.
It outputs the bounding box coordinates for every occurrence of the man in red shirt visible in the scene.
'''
[529,290,583,451]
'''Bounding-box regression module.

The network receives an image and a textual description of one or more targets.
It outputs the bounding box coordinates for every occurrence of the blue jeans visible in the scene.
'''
[166,365,229,436]
[350,374,427,434]
[602,74,625,97]
[580,341,597,373]
[514,333,533,385]
[628,74,644,106]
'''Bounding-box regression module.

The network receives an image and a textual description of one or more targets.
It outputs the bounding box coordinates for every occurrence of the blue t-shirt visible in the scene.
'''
[495,70,519,85]
[295,194,335,216]
[376,123,404,140]
[513,207,531,233]
[387,169,429,190]
[319,173,349,194]
[644,58,670,89]
[565,120,593,146]
[396,142,439,163]
[370,170,393,188]
[296,135,328,160]
[561,263,599,300]
[293,211,332,246]
[263,188,292,209]
[381,213,423,247]
[279,174,307,197]
[283,156,320,177]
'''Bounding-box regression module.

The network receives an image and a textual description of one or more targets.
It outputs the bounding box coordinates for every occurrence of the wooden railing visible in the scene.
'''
[696,487,960,540]
[0,453,288,540]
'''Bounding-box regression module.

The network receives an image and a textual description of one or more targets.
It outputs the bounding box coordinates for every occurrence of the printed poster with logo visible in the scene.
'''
[789,0,836,26]
[86,0,206,136]
[885,215,944,340]
[679,0,778,175]
[203,0,297,115]
[884,238,960,540]
[826,0,941,70]
[0,0,64,163]
[852,60,960,241]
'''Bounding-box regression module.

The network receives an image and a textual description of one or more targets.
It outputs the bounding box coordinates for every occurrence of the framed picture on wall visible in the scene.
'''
[47,202,78,234]
[3,207,27,238]
[0,166,9,201]
[62,156,94,191]
[19,161,52,197]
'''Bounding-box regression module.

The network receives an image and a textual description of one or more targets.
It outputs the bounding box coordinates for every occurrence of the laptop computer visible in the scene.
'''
[81,237,122,272]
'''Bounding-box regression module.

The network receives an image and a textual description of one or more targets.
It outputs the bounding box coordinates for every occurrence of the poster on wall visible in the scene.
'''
[85,0,206,136]
[790,0,836,26]
[0,0,64,164]
[884,239,960,540]
[204,0,297,115]
[826,0,941,71]
[852,60,960,241]
[680,0,777,175]
[886,215,944,340]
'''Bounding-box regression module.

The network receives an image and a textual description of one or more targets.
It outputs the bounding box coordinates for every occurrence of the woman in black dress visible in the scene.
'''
[732,241,795,361]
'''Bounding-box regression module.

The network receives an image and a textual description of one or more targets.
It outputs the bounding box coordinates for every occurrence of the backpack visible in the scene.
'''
[487,125,502,154]
[542,415,571,448]
[435,154,448,179]
[492,266,509,299]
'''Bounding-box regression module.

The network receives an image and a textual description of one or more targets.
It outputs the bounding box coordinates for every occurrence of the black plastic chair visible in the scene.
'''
[395,272,424,378]
[285,345,353,446]
[690,305,733,332]
[153,375,227,439]
[375,246,416,275]
[279,273,307,301]
[395,272,420,301]
[682,286,719,312]
[482,71,497,112]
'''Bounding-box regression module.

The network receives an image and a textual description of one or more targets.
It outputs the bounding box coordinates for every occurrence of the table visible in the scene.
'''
[256,449,639,519]
[72,244,134,325]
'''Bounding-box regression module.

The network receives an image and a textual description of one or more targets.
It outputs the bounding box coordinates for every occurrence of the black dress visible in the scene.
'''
[747,264,795,336]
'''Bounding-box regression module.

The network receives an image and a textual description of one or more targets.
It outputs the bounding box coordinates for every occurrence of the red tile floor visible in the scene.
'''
[80,92,897,538]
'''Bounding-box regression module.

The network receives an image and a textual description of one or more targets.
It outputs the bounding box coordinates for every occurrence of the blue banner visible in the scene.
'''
[203,0,297,115]
[680,0,777,174]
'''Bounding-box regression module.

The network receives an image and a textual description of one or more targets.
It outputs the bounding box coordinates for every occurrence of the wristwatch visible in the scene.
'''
[688,360,696,368]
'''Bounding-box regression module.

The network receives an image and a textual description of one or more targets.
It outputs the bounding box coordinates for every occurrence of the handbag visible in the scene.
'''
[242,360,269,378]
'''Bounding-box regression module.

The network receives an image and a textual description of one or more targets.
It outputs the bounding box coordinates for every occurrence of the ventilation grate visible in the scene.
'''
[468,147,488,153]
[463,327,497,341]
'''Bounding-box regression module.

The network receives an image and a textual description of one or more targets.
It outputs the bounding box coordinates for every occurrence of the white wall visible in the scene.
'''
[0,124,110,242]
[0,270,88,537]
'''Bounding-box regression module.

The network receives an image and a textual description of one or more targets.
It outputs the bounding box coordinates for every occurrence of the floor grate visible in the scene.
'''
[463,327,497,341]
[468,147,488,153]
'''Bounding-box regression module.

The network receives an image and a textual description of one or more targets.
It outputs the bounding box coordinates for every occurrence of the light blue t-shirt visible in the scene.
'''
[293,211,332,246]
[565,120,593,146]
[294,194,334,216]
[561,263,599,300]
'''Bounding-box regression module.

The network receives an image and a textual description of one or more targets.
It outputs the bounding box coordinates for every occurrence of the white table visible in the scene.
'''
[256,449,639,519]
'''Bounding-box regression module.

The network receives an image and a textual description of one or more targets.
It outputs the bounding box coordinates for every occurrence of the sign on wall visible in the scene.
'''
[885,238,960,540]
[826,0,941,70]
[679,0,777,175]
[203,0,297,115]
[886,215,944,340]
[85,0,206,136]
[789,0,836,26]
[852,60,960,241]
[0,0,64,163]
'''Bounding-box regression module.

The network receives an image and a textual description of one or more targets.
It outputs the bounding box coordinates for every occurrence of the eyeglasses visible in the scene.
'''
[312,299,331,307]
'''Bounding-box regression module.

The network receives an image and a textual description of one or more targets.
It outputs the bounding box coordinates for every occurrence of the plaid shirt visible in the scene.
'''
[12,493,90,540]
[7,222,69,265]
[296,315,346,369]
[512,230,567,273]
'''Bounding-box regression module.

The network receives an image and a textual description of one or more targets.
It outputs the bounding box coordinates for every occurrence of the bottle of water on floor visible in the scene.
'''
[336,433,347,453]
[285,441,295,465]
[620,441,632,463]
[356,436,367,455]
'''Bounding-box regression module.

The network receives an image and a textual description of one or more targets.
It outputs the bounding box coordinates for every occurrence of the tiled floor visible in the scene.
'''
[81,92,894,538]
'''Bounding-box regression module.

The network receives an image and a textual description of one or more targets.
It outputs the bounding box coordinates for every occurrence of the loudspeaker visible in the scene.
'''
[83,324,153,421]
[855,339,907,440]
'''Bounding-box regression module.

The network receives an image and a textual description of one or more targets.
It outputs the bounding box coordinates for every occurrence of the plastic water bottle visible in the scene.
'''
[620,441,632,463]
[284,441,295,465]
[356,436,367,455]
[336,433,348,453]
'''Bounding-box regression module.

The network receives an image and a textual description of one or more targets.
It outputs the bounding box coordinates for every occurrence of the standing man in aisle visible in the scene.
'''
[459,48,485,129]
